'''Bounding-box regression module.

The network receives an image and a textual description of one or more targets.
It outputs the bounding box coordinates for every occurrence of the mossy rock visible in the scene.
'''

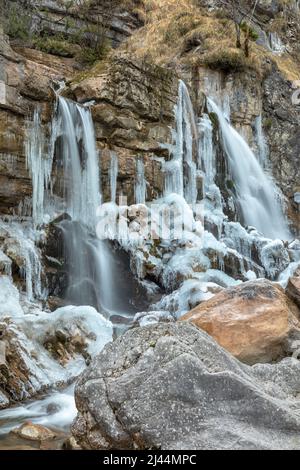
[208,112,219,131]
[226,179,235,191]
[263,118,273,130]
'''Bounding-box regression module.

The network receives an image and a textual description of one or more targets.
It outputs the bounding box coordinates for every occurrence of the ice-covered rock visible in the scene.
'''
[0,306,113,407]
[133,310,173,327]
[0,220,43,301]
[0,276,24,317]
[0,250,11,276]
[260,240,290,279]
[152,278,221,318]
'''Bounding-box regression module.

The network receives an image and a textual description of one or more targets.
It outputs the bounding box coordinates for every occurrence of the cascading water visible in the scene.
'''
[207,98,291,240]
[51,97,139,317]
[53,98,120,314]
[55,97,100,227]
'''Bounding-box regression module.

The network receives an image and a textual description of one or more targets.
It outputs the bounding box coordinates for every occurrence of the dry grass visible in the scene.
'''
[118,0,300,80]
[272,55,300,81]
[122,0,264,75]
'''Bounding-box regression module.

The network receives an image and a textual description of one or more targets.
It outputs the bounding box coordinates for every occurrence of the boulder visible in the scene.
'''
[12,422,56,442]
[286,275,300,308]
[181,280,300,364]
[72,322,300,450]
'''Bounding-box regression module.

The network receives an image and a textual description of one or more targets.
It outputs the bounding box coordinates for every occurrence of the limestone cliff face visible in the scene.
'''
[263,69,300,228]
[9,0,142,48]
[68,55,178,204]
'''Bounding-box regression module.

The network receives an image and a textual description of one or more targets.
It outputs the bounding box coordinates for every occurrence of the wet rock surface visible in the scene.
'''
[12,421,56,442]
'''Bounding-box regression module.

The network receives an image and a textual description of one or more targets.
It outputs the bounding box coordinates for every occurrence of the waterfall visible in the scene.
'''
[135,159,146,204]
[110,151,118,203]
[50,97,138,316]
[207,98,291,240]
[53,97,116,313]
[56,97,100,228]
[164,80,198,204]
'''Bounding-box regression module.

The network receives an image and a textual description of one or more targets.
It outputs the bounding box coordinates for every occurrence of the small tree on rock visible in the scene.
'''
[215,0,259,57]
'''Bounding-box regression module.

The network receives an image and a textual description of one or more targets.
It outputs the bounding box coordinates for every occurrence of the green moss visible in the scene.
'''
[208,112,219,130]
[226,179,235,191]
[33,37,78,57]
[240,22,259,42]
[263,117,273,130]
[77,38,111,66]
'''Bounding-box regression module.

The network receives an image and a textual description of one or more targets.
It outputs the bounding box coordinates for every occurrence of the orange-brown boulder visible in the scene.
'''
[181,280,300,364]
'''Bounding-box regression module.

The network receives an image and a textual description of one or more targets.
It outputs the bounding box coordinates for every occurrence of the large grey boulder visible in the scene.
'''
[72,322,300,450]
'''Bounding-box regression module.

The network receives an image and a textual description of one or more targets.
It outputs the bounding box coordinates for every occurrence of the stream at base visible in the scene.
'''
[0,385,76,449]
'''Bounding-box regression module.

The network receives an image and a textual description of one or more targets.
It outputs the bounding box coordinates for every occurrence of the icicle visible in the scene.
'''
[135,158,146,204]
[268,32,285,55]
[110,151,118,203]
[254,114,269,168]
[25,109,53,226]
[198,114,215,185]
[164,81,198,204]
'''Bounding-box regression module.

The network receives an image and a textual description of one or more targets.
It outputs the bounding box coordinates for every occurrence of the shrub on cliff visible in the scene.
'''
[202,49,247,72]
[3,3,31,41]
[33,37,79,58]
